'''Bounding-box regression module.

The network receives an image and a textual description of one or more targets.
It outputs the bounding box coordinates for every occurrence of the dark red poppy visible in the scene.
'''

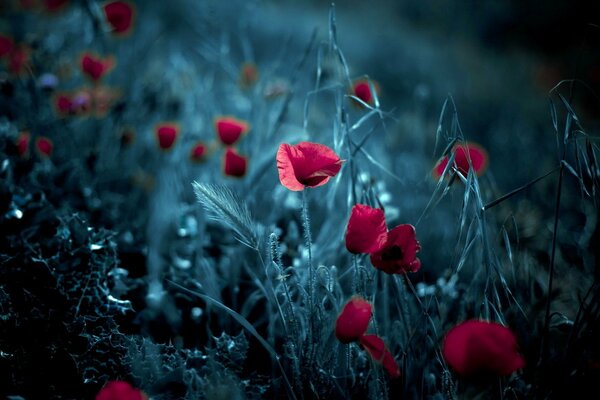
[351,79,379,106]
[223,147,247,177]
[359,334,401,378]
[35,136,53,158]
[239,62,259,88]
[8,46,29,75]
[189,142,207,162]
[345,204,388,254]
[442,320,525,377]
[370,224,421,274]
[81,53,113,82]
[54,93,74,116]
[276,141,344,191]
[96,381,147,400]
[215,116,249,146]
[335,296,372,344]
[16,131,30,157]
[42,0,69,12]
[433,141,488,179]
[102,1,135,35]
[0,35,14,58]
[155,123,179,150]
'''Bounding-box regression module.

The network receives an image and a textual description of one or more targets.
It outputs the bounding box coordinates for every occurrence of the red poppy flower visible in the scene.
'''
[442,320,525,377]
[8,46,29,75]
[345,204,388,254]
[433,141,488,179]
[42,0,69,12]
[215,116,249,146]
[16,131,30,156]
[189,142,207,162]
[276,141,344,191]
[239,62,259,88]
[81,53,114,82]
[335,296,372,344]
[351,79,380,107]
[102,1,135,35]
[0,35,14,58]
[155,123,179,150]
[370,224,421,274]
[35,136,53,158]
[359,334,401,378]
[96,381,147,400]
[53,93,74,116]
[223,147,247,177]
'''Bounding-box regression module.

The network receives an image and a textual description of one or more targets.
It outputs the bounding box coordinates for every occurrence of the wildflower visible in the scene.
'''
[433,141,488,179]
[442,320,525,377]
[102,1,135,35]
[223,147,247,177]
[53,92,74,116]
[351,78,379,107]
[239,62,259,88]
[335,296,372,344]
[360,334,401,378]
[16,131,30,157]
[96,381,147,400]
[0,35,14,58]
[189,141,207,162]
[8,46,29,75]
[155,123,179,150]
[345,204,421,274]
[276,141,344,191]
[35,136,53,158]
[215,116,249,146]
[81,53,114,82]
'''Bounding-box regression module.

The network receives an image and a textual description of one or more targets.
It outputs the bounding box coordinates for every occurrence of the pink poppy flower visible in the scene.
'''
[369,224,421,274]
[335,296,372,344]
[359,334,401,378]
[345,204,388,254]
[443,320,525,377]
[276,141,344,191]
[81,53,114,82]
[351,79,380,107]
[102,1,135,35]
[155,123,179,150]
[433,141,488,179]
[96,381,147,400]
[223,147,247,177]
[0,35,14,58]
[189,142,207,162]
[35,136,53,158]
[215,116,249,146]
[16,131,30,157]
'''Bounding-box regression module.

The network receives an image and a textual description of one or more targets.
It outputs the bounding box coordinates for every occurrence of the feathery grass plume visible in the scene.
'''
[192,181,259,250]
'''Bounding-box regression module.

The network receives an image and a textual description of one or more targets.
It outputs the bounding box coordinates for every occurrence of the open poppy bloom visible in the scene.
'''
[81,53,114,82]
[276,141,344,191]
[16,131,30,157]
[155,123,179,150]
[360,334,401,378]
[223,147,247,177]
[215,116,249,146]
[96,381,147,400]
[346,204,421,274]
[239,62,259,88]
[35,136,53,158]
[442,320,525,377]
[0,35,14,58]
[335,296,372,344]
[433,141,488,179]
[351,79,380,107]
[189,141,207,162]
[102,1,135,35]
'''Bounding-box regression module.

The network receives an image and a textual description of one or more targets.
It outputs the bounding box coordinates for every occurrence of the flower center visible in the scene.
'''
[381,245,403,261]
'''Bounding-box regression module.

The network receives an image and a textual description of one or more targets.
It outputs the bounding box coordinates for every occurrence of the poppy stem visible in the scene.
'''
[301,189,315,350]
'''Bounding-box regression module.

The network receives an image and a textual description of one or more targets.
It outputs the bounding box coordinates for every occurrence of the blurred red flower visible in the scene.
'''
[16,131,30,157]
[189,141,207,162]
[103,1,135,35]
[155,123,179,150]
[0,35,14,58]
[223,147,247,177]
[359,334,401,378]
[42,0,69,12]
[433,141,488,179]
[96,381,147,400]
[442,320,525,377]
[81,53,114,82]
[335,296,372,344]
[35,136,53,158]
[276,141,344,191]
[215,116,249,146]
[351,79,379,107]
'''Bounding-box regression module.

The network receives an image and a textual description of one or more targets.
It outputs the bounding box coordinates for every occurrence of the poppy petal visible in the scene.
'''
[359,334,401,378]
[433,142,488,179]
[96,381,147,400]
[335,296,372,344]
[443,320,525,377]
[370,224,421,274]
[276,142,344,191]
[35,137,53,158]
[0,35,14,58]
[224,147,247,177]
[345,204,388,254]
[155,124,179,150]
[354,81,372,104]
[189,142,206,162]
[103,1,135,34]
[81,53,113,82]
[215,117,249,146]
[16,131,30,156]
